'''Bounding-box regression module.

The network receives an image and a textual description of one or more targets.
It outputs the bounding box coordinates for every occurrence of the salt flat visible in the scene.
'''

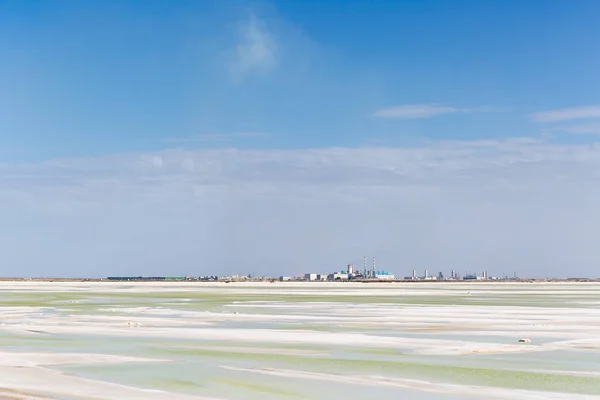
[1,282,599,399]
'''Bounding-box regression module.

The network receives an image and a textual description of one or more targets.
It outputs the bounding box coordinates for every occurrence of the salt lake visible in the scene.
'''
[1,282,599,399]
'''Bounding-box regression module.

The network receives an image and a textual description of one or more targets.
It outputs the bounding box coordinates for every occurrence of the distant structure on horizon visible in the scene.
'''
[298,255,395,282]
[103,262,526,283]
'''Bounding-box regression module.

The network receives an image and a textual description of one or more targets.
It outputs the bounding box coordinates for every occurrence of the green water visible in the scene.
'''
[1,282,600,399]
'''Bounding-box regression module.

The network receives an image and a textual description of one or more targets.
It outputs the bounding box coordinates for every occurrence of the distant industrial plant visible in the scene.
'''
[101,255,528,283]
[288,256,395,282]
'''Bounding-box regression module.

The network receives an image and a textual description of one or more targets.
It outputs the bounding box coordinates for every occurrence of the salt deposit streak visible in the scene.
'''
[219,366,600,400]
[0,351,215,400]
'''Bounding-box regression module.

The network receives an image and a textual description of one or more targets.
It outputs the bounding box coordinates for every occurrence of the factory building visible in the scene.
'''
[304,273,319,281]
[329,272,349,281]
[374,271,395,280]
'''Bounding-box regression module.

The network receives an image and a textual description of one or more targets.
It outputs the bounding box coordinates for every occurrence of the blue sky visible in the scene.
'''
[2,0,599,161]
[1,1,600,277]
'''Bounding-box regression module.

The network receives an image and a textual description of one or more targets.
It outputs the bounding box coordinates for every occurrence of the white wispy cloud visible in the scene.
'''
[163,132,267,143]
[546,124,600,135]
[3,139,600,279]
[529,105,600,123]
[229,13,277,79]
[372,104,494,119]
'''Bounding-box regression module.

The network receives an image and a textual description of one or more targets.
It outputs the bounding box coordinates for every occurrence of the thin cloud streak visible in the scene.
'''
[546,124,600,135]
[372,104,496,119]
[529,105,600,123]
[163,132,267,143]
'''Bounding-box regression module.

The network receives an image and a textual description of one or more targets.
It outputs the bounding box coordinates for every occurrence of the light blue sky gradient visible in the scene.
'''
[2,0,599,160]
[1,1,600,277]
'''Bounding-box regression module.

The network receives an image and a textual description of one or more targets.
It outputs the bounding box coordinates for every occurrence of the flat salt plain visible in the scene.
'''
[1,282,600,399]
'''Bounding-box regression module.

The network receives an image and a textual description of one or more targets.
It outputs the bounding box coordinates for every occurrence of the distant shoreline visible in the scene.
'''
[0,278,598,283]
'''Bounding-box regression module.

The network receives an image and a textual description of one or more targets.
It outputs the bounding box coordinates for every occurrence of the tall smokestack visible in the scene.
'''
[364,256,367,275]
[372,256,376,277]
